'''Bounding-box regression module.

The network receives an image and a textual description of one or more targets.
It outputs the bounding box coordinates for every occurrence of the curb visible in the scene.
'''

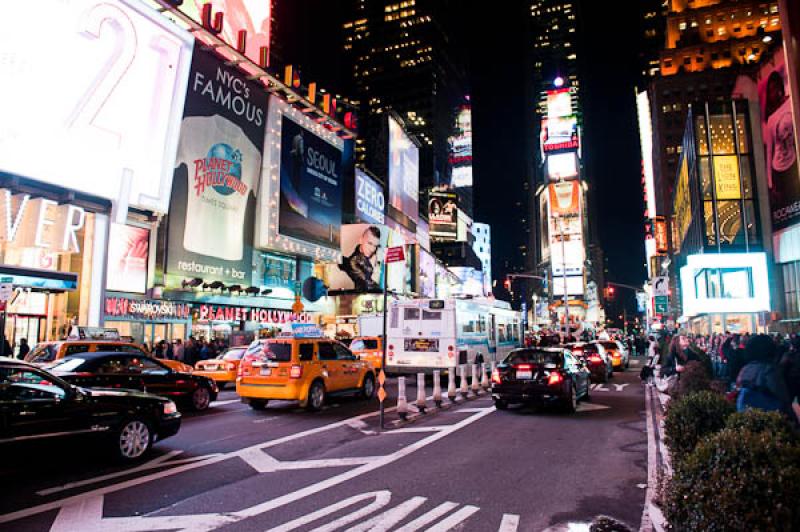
[641,384,671,532]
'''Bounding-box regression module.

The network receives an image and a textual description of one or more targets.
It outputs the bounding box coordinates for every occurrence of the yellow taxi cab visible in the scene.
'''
[194,346,247,389]
[24,327,192,373]
[349,336,384,370]
[236,331,376,411]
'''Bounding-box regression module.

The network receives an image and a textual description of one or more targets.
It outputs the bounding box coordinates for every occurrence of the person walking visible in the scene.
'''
[736,334,792,416]
[173,339,185,362]
[17,338,30,360]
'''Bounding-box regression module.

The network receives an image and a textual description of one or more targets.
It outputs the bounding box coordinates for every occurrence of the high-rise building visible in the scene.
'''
[341,0,467,195]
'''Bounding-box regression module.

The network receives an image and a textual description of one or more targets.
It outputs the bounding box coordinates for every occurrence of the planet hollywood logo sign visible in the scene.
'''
[196,304,312,325]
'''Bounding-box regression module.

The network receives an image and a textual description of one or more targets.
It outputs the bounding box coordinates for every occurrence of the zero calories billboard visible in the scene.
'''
[166,44,267,286]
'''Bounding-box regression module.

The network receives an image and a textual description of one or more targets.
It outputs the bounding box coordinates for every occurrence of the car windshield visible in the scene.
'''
[504,349,563,366]
[351,339,378,351]
[44,358,87,373]
[222,348,246,361]
[601,342,618,350]
[264,343,292,362]
[25,344,58,363]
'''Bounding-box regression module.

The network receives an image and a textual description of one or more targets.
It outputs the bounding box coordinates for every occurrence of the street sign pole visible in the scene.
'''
[0,279,13,358]
[379,256,388,432]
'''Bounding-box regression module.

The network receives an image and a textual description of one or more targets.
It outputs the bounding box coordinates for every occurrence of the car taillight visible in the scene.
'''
[491,368,501,384]
[548,372,563,386]
[226,362,236,371]
[448,345,454,352]
[589,354,602,363]
[388,345,394,351]
[515,363,532,370]
[290,365,303,379]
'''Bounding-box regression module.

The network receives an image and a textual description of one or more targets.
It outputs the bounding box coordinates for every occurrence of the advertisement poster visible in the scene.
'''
[0,1,193,213]
[757,49,800,231]
[180,0,272,65]
[546,88,572,118]
[388,116,420,232]
[166,45,266,286]
[418,248,436,298]
[449,105,473,188]
[278,115,343,247]
[107,224,150,293]
[327,224,388,292]
[541,116,579,153]
[547,152,579,180]
[673,155,692,250]
[548,181,580,215]
[713,155,741,200]
[355,169,385,225]
[428,191,458,239]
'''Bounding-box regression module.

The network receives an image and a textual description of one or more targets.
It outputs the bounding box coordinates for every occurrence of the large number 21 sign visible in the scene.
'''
[0,0,194,213]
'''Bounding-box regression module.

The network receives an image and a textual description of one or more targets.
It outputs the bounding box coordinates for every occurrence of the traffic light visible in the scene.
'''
[604,285,616,299]
[504,278,512,292]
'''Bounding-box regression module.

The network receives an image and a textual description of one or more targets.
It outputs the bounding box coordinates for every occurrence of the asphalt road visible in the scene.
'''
[0,361,647,531]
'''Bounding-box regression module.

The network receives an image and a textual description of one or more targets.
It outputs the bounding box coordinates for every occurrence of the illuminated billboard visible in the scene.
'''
[546,88,573,118]
[552,275,584,297]
[107,224,149,294]
[448,105,473,188]
[355,170,385,225]
[541,116,579,153]
[547,182,584,277]
[680,252,770,316]
[673,155,691,251]
[637,91,657,217]
[257,96,344,262]
[326,224,388,292]
[548,181,581,216]
[0,0,193,213]
[388,116,420,232]
[428,190,458,240]
[547,152,579,180]
[180,0,272,66]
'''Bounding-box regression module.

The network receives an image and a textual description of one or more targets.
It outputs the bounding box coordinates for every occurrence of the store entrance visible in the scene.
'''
[5,315,44,357]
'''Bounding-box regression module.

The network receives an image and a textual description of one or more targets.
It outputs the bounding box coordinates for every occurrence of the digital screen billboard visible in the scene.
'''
[548,182,584,277]
[449,105,473,188]
[107,224,149,294]
[166,45,266,286]
[552,275,584,297]
[547,152,579,181]
[327,224,388,292]
[548,181,581,216]
[541,116,579,153]
[546,88,573,118]
[180,0,272,66]
[757,48,800,231]
[388,116,420,232]
[355,169,385,225]
[278,115,343,248]
[419,248,436,298]
[428,191,458,240]
[0,0,193,213]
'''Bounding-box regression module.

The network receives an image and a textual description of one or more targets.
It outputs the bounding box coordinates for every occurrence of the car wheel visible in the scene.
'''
[306,381,325,412]
[494,398,508,410]
[361,373,375,399]
[563,385,577,413]
[115,418,153,461]
[249,399,269,410]
[191,386,211,411]
[583,383,591,401]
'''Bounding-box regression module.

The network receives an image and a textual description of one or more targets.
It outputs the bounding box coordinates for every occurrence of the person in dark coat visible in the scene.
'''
[17,338,30,359]
[736,334,792,416]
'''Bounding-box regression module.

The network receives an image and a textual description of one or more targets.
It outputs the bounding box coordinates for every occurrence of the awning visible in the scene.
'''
[0,265,78,292]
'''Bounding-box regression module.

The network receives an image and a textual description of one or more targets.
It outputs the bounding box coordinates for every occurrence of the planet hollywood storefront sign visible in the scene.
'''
[196,304,313,325]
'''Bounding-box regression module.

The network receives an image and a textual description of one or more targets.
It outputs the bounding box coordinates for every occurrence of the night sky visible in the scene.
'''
[274,0,647,297]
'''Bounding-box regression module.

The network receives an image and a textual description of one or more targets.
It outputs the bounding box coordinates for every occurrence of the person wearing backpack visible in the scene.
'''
[736,334,792,417]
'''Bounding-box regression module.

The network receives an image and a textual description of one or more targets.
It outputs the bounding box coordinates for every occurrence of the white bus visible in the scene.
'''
[385,298,522,374]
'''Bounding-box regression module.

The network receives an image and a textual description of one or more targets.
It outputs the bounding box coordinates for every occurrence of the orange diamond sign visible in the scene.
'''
[378,370,386,386]
[377,387,387,403]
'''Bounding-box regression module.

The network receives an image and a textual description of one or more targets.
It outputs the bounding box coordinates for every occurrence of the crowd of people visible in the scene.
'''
[646,331,800,423]
[143,337,230,366]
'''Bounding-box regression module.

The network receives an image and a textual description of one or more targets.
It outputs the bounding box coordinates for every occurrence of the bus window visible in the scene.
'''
[390,306,399,328]
[478,315,487,333]
[422,310,441,320]
[404,308,420,321]
[498,324,507,343]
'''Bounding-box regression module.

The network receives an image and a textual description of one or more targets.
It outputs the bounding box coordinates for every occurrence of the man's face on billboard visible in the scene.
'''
[360,230,380,258]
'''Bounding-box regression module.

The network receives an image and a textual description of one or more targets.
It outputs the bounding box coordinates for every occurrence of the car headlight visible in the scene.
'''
[163,401,178,416]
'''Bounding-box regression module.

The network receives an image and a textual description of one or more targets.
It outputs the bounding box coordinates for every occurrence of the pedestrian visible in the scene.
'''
[17,338,30,360]
[173,339,184,362]
[779,335,800,423]
[1,335,12,358]
[165,340,174,360]
[199,340,210,361]
[736,334,792,416]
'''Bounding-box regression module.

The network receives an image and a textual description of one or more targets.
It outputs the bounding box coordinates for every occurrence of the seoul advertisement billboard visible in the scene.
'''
[277,115,344,248]
[0,0,193,213]
[166,45,266,286]
[388,116,420,232]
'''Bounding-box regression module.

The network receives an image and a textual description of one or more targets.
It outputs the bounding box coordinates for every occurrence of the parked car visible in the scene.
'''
[237,334,376,411]
[599,341,629,371]
[491,347,591,413]
[45,352,218,411]
[193,346,247,389]
[566,342,613,383]
[0,357,181,461]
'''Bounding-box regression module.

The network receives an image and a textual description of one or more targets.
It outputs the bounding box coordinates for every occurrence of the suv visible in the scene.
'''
[237,336,376,411]
[25,340,193,373]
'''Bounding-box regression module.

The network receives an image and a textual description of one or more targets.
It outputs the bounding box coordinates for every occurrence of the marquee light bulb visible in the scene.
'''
[554,76,565,87]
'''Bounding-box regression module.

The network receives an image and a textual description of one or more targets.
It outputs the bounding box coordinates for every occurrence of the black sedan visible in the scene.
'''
[46,352,218,411]
[566,342,613,383]
[0,357,181,461]
[491,347,591,413]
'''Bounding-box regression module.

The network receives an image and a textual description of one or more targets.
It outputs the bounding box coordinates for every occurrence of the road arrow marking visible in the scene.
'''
[576,402,611,412]
[499,513,520,532]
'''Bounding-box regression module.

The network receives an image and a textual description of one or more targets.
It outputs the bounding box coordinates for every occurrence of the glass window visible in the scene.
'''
[351,339,378,351]
[744,200,759,244]
[95,356,131,374]
[264,342,292,362]
[25,344,57,363]
[403,308,420,321]
[735,114,750,153]
[222,348,246,361]
[422,310,441,320]
[44,358,87,373]
[698,157,712,199]
[103,344,147,355]
[721,268,753,298]
[390,307,399,328]
[695,115,709,155]
[127,357,169,375]
[64,344,91,357]
[739,156,753,199]
[504,349,563,366]
[0,368,67,401]
[708,113,735,154]
[299,343,314,361]
[333,343,356,360]
[704,201,717,246]
[498,324,507,342]
[717,201,743,245]
[318,342,337,361]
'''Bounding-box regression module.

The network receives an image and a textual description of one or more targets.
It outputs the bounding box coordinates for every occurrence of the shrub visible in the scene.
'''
[664,428,800,531]
[664,390,735,457]
[675,361,711,398]
[725,409,796,441]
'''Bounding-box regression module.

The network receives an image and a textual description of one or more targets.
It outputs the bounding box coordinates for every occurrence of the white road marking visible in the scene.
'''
[591,384,610,391]
[239,448,283,473]
[49,495,103,532]
[498,513,520,532]
[424,504,480,531]
[34,408,496,531]
[265,491,391,532]
[394,502,459,532]
[211,399,240,406]
[253,416,278,424]
[278,456,379,470]
[345,496,428,532]
[458,407,494,412]
[614,384,629,392]
[576,403,611,412]
[388,426,445,434]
